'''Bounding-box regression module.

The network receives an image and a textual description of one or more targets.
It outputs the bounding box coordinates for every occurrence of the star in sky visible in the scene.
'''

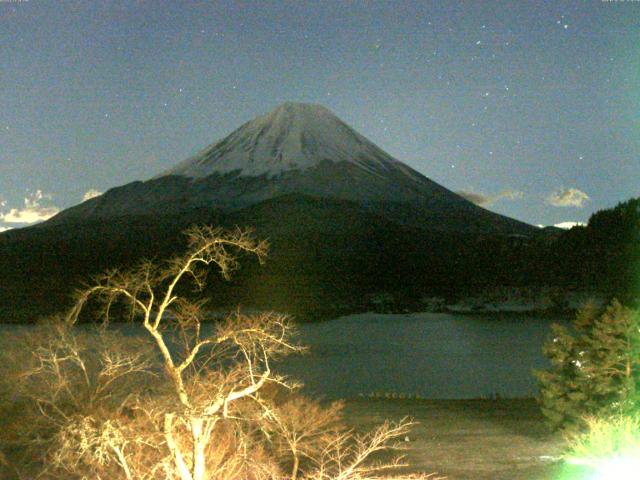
[0,0,637,232]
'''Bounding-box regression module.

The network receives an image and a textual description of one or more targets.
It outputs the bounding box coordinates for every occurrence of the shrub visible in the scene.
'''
[563,413,640,480]
[565,414,640,462]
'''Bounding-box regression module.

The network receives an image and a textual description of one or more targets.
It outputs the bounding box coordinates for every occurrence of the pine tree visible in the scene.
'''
[535,300,640,429]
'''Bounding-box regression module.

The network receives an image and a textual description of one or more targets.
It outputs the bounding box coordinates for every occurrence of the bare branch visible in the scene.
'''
[3,226,440,480]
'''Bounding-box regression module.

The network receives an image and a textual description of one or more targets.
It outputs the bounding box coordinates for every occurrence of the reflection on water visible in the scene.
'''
[278,312,565,399]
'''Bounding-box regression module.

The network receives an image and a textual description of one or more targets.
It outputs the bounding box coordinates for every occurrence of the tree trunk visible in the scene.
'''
[291,453,300,480]
[165,413,193,480]
[191,417,207,480]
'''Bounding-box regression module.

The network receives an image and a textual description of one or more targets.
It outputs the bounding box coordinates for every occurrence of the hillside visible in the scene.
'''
[2,103,602,322]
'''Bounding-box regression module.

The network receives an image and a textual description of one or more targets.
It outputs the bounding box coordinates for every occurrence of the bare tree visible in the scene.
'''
[307,418,445,480]
[266,397,345,480]
[3,226,442,480]
[266,400,444,480]
[66,226,298,480]
[0,319,160,479]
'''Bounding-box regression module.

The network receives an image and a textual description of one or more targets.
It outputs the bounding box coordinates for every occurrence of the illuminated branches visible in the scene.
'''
[1,321,159,479]
[2,226,439,480]
[65,227,292,480]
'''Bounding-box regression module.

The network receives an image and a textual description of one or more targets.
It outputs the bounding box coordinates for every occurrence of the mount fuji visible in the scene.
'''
[2,103,541,321]
[47,102,532,234]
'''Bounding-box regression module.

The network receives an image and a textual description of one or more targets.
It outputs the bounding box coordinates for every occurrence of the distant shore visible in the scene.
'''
[0,287,607,324]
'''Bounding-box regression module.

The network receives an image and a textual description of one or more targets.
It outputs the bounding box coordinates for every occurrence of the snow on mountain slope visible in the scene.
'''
[159,102,421,181]
[44,102,534,234]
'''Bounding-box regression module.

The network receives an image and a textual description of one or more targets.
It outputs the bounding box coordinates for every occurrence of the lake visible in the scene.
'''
[0,312,566,400]
[278,312,565,399]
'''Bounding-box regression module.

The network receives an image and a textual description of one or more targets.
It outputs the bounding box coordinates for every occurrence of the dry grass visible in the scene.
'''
[343,398,567,480]
[564,414,640,463]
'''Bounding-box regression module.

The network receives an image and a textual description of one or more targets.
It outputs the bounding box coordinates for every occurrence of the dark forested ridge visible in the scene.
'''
[545,197,640,302]
[0,195,637,323]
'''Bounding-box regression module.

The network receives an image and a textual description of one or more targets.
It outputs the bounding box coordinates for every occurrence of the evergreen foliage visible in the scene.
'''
[535,300,640,429]
[551,197,640,302]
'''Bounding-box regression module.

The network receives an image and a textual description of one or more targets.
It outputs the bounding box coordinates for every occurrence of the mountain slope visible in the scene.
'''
[160,102,415,179]
[0,192,539,322]
[0,102,545,322]
[47,102,534,235]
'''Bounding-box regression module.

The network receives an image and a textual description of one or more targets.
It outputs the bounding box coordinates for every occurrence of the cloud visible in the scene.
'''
[457,189,524,207]
[495,189,525,202]
[82,189,102,201]
[546,188,590,208]
[457,190,489,206]
[554,221,587,230]
[0,198,9,231]
[0,190,60,224]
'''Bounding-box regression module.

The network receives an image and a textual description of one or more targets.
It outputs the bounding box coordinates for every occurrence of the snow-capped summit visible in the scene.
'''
[45,102,534,235]
[159,102,418,180]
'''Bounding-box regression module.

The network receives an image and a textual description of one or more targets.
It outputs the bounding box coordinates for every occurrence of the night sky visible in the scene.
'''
[1,0,638,232]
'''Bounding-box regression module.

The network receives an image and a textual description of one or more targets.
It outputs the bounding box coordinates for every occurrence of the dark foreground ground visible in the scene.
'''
[1,396,595,479]
[344,398,589,480]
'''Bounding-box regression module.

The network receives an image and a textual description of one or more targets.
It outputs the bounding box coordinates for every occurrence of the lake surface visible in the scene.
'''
[278,312,565,399]
[0,312,565,400]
